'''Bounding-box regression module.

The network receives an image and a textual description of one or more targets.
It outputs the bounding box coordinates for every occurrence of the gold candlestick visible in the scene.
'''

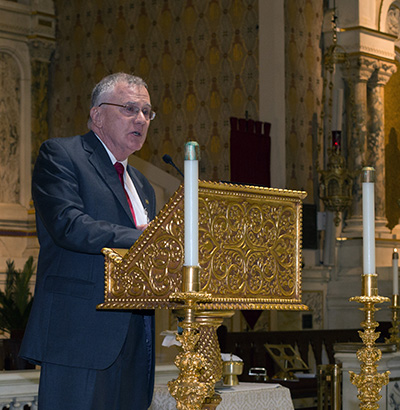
[385,294,400,349]
[349,274,390,409]
[168,266,218,410]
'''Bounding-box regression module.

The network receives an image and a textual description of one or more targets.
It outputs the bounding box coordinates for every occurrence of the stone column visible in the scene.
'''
[341,56,396,235]
[367,61,397,231]
[342,56,376,233]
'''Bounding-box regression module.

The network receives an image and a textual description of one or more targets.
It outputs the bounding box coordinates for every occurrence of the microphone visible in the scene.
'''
[162,154,184,177]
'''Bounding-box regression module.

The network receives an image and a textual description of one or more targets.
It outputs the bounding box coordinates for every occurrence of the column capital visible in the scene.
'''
[28,39,55,63]
[369,60,398,87]
[341,55,378,83]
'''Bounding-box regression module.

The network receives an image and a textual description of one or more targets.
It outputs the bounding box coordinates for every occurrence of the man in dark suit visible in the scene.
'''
[20,73,157,410]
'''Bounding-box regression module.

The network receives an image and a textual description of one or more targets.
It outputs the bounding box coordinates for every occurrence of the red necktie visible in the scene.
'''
[114,162,137,225]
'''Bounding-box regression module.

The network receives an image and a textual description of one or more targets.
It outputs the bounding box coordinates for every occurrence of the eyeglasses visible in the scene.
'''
[98,102,156,121]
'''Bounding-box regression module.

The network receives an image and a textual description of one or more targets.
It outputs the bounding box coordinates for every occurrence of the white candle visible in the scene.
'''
[184,142,200,266]
[362,167,375,275]
[393,248,399,295]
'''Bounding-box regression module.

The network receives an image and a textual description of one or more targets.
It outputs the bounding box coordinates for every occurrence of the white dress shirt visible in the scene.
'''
[95,135,148,226]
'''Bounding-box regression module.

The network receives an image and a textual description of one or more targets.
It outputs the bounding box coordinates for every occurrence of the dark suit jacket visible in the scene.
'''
[20,131,156,373]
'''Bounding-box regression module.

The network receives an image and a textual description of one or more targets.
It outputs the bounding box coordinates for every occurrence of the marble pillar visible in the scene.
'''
[342,56,376,233]
[342,56,396,235]
[367,61,397,232]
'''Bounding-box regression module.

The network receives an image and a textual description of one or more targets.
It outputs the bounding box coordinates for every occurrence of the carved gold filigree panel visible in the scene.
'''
[98,181,307,311]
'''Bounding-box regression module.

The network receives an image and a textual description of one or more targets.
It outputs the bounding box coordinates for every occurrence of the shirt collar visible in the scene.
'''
[94,133,128,167]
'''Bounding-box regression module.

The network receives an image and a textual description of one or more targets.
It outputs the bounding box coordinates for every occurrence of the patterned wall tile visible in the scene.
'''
[49,0,259,182]
[285,0,323,203]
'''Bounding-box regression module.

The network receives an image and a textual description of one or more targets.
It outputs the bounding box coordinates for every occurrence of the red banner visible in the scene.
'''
[230,117,271,187]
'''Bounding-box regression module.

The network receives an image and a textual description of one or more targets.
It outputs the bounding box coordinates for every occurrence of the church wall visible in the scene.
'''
[43,0,260,362]
[3,0,397,338]
[47,0,259,183]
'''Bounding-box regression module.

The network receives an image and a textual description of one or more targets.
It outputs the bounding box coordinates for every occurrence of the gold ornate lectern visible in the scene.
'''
[98,181,308,409]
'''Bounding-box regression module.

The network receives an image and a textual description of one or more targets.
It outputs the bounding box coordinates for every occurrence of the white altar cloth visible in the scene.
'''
[149,382,294,410]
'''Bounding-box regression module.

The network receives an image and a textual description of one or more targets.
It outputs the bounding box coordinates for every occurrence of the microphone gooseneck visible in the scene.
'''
[162,154,173,165]
[162,154,184,177]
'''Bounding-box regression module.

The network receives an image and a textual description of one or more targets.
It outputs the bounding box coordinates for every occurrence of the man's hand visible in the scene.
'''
[136,224,148,231]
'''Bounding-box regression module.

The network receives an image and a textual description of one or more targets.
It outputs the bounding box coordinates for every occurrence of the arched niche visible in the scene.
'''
[0,40,31,209]
[379,0,400,31]
[379,0,400,60]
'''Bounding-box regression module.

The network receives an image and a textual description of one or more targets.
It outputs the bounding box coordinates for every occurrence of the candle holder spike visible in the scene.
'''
[349,274,390,409]
[385,294,400,349]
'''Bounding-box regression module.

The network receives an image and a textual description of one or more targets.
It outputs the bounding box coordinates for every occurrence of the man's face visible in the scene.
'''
[92,82,152,161]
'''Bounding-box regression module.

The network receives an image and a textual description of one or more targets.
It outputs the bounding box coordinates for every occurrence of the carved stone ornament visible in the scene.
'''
[98,181,308,312]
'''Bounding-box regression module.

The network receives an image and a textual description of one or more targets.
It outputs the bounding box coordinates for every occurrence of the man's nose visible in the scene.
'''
[135,110,147,123]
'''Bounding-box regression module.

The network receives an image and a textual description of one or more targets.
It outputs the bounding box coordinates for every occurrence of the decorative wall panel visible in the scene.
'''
[0,52,20,204]
[285,0,323,203]
[49,0,259,182]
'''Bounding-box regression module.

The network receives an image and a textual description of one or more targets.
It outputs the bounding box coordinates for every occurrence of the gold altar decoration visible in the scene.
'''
[99,181,307,311]
[318,148,354,226]
[222,357,244,386]
[385,294,400,349]
[349,274,390,410]
[167,266,216,410]
[98,181,308,409]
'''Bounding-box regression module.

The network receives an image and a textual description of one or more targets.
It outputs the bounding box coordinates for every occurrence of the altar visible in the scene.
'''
[149,383,294,410]
[0,369,294,410]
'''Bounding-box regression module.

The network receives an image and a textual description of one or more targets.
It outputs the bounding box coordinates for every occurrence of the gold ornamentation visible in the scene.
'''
[194,310,234,385]
[168,308,233,410]
[318,149,355,226]
[168,326,214,410]
[167,268,216,410]
[98,182,308,409]
[349,274,390,409]
[222,359,243,386]
[98,181,307,311]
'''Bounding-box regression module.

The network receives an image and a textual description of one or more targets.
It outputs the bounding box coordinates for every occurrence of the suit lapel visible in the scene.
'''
[82,132,135,225]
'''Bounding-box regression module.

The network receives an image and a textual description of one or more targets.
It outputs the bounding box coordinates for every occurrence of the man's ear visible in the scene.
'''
[90,106,102,128]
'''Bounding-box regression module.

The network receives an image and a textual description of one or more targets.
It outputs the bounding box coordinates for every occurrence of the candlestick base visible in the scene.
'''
[385,294,400,349]
[349,274,390,409]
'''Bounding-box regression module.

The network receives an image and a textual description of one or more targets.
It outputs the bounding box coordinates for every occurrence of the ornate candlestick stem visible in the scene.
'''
[168,266,215,410]
[349,274,390,409]
[385,294,400,348]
